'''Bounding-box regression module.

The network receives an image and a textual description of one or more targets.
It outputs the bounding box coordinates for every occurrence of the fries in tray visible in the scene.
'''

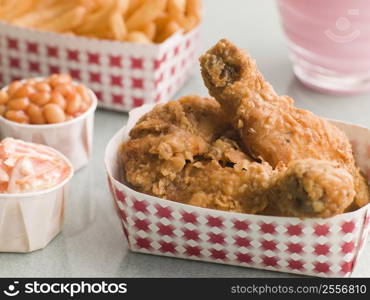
[0,0,202,43]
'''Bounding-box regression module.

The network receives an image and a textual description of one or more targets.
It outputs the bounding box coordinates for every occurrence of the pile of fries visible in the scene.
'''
[0,0,201,43]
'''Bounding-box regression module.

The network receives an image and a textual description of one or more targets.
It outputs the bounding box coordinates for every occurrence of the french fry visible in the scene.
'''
[110,13,127,41]
[126,31,151,44]
[186,0,201,18]
[167,0,186,16]
[39,6,87,32]
[13,2,76,27]
[0,0,202,43]
[74,0,115,34]
[117,0,130,14]
[126,0,167,31]
[139,22,156,41]
[154,12,171,33]
[182,15,198,32]
[0,0,36,22]
[155,20,180,43]
[125,0,145,17]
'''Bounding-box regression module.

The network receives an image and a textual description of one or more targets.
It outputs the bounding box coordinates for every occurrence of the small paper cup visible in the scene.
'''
[104,104,370,277]
[0,79,97,171]
[0,146,73,253]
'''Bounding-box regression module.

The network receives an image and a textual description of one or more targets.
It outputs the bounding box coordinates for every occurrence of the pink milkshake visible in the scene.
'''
[277,0,370,94]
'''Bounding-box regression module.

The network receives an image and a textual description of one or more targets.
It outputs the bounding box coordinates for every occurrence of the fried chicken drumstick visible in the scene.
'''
[200,39,370,211]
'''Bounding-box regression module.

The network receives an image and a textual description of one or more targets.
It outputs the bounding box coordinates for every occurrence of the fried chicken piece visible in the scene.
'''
[263,159,355,218]
[178,160,274,213]
[121,95,229,197]
[121,94,278,213]
[200,39,369,209]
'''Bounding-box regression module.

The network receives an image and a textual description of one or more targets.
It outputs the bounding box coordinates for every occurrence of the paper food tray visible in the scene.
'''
[105,104,370,277]
[0,22,201,112]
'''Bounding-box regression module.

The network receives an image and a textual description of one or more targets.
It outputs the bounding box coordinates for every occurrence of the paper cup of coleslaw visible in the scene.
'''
[0,78,97,171]
[0,138,73,253]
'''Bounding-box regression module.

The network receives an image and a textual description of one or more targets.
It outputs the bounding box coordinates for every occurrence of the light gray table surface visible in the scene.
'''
[1,0,369,278]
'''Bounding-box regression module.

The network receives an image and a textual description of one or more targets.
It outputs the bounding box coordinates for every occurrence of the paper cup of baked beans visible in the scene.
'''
[0,74,97,171]
[0,138,73,253]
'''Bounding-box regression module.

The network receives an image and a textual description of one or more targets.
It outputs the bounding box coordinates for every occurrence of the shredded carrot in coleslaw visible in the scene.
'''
[0,138,71,193]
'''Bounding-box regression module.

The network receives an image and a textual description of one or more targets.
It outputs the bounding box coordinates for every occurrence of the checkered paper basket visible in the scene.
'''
[0,22,200,112]
[104,104,370,277]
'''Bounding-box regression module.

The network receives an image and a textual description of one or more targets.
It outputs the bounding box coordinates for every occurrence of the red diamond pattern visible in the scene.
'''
[88,52,100,65]
[314,243,330,256]
[159,241,177,254]
[47,46,58,58]
[10,57,20,68]
[132,199,149,214]
[115,189,126,203]
[181,211,198,224]
[111,75,123,87]
[207,216,224,228]
[234,236,251,248]
[89,72,101,83]
[262,256,279,267]
[134,218,150,232]
[287,259,305,271]
[133,97,143,107]
[341,260,354,274]
[157,223,175,237]
[131,57,143,69]
[314,262,330,274]
[109,55,122,67]
[260,222,276,234]
[286,242,304,254]
[210,249,227,260]
[183,229,200,241]
[67,49,79,61]
[233,220,250,231]
[314,224,329,236]
[260,239,277,251]
[112,94,124,105]
[69,69,81,80]
[29,61,40,72]
[7,37,18,49]
[155,204,173,219]
[236,252,253,264]
[208,233,225,245]
[48,65,60,74]
[341,241,355,254]
[136,237,152,250]
[286,224,302,236]
[132,78,143,89]
[341,221,355,234]
[27,42,38,54]
[185,245,202,257]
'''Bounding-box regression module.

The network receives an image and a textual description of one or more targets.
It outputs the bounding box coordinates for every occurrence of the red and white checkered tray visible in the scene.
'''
[104,104,370,277]
[0,22,200,112]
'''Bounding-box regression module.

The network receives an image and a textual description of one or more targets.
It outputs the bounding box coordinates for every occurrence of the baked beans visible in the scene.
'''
[0,74,92,125]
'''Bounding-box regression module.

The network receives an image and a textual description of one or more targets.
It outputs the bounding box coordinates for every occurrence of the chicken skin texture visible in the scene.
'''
[263,159,355,218]
[200,39,369,210]
[121,95,275,214]
[121,94,357,218]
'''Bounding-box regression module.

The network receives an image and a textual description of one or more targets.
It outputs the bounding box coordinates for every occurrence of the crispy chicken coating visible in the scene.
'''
[200,39,369,210]
[121,94,274,214]
[263,159,355,218]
